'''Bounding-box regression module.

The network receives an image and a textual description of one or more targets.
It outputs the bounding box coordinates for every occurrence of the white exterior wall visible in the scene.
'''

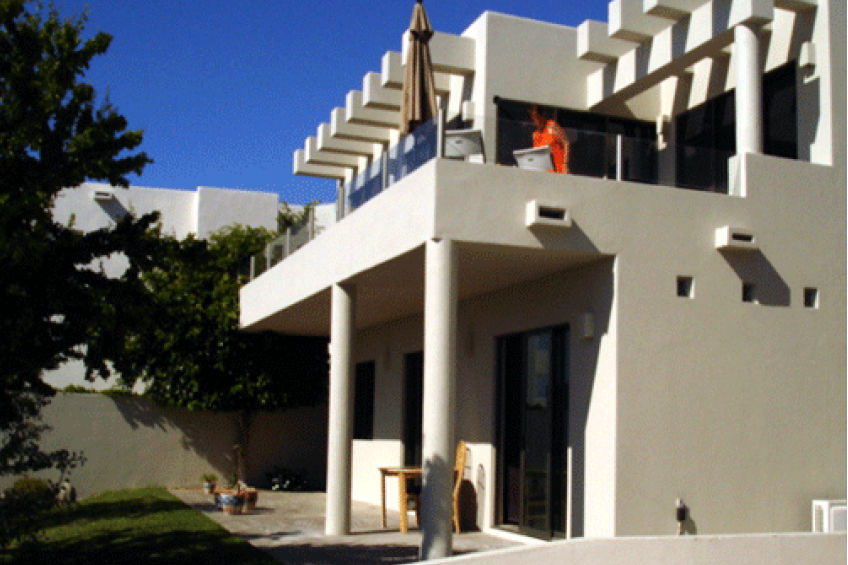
[46,183,280,391]
[241,0,845,542]
[194,185,279,239]
[350,259,618,537]
[614,154,846,535]
[424,533,846,565]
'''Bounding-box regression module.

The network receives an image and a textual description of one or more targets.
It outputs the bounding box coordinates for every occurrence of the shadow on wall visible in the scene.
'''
[720,250,790,307]
[111,396,329,491]
[11,394,328,498]
[563,258,615,538]
[457,479,479,532]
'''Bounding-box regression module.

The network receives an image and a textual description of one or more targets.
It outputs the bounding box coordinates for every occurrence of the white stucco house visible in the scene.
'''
[47,183,334,391]
[240,0,845,559]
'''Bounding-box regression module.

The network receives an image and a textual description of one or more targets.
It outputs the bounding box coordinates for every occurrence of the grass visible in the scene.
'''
[1,486,279,565]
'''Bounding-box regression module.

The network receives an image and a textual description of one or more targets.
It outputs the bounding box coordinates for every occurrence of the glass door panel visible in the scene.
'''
[499,326,569,540]
[522,332,553,535]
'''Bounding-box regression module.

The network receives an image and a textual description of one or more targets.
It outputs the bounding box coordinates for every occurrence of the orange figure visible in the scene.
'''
[530,105,570,174]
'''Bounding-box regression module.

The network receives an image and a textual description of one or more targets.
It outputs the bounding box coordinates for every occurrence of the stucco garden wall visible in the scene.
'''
[0,394,327,499]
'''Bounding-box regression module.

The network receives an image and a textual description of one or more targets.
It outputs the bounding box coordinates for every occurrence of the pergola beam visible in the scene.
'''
[346,90,399,128]
[644,0,710,20]
[330,108,393,143]
[363,72,402,110]
[293,149,350,179]
[609,0,675,41]
[589,0,774,108]
[317,123,377,156]
[305,136,364,169]
[578,19,640,62]
[402,30,475,75]
[380,50,453,94]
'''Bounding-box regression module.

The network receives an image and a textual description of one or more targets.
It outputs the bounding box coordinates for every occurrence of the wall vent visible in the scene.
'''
[526,200,571,229]
[715,226,757,251]
[91,189,115,202]
[812,500,847,533]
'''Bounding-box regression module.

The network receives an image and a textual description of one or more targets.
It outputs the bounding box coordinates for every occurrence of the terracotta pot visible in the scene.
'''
[243,489,258,514]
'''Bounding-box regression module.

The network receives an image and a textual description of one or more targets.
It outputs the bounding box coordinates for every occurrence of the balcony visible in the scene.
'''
[250,112,741,279]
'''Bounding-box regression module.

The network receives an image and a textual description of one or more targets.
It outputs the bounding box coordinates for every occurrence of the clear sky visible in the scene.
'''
[53,0,608,205]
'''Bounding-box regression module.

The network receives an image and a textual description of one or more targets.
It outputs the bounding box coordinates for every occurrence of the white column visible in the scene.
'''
[325,283,356,536]
[735,23,763,155]
[420,238,458,561]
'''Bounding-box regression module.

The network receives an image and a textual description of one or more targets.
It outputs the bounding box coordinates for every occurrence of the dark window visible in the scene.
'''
[403,352,423,466]
[763,63,798,159]
[675,63,797,193]
[354,361,375,440]
[676,91,735,193]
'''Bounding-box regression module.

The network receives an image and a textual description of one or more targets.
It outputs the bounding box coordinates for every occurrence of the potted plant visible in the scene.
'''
[218,491,243,515]
[201,473,217,495]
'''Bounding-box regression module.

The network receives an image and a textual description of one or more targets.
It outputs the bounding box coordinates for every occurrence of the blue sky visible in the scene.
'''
[54,1,608,205]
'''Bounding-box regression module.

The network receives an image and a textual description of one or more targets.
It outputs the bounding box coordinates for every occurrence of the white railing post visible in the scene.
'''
[436,107,446,159]
[336,180,346,221]
[616,134,623,181]
[265,242,272,272]
[285,228,292,258]
[382,144,390,191]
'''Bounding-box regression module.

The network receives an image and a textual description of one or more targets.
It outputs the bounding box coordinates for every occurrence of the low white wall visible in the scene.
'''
[0,394,327,498]
[428,533,846,565]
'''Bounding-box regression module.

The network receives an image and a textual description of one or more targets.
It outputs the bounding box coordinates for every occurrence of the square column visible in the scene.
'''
[420,238,458,560]
[735,22,763,155]
[325,283,356,536]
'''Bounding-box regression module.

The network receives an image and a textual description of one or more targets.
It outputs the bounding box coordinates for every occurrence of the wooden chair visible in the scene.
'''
[404,440,469,532]
[453,440,468,533]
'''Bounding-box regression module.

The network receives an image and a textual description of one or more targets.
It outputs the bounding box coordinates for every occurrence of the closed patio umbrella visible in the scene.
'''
[400,0,438,136]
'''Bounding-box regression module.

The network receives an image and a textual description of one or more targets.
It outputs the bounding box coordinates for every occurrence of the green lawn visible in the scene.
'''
[2,486,279,565]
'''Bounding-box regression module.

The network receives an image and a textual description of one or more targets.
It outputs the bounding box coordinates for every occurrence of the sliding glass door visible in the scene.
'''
[499,326,569,539]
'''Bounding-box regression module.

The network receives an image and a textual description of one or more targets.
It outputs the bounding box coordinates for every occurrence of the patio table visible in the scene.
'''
[379,466,423,533]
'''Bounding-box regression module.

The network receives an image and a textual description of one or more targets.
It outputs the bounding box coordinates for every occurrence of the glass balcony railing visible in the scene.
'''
[248,208,317,279]
[248,113,738,278]
[342,116,438,216]
[337,115,732,220]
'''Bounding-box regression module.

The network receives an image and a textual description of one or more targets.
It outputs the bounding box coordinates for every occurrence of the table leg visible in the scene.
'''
[380,471,387,529]
[398,471,408,533]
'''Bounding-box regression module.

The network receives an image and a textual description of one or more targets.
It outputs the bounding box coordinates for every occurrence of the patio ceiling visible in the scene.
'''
[249,241,606,336]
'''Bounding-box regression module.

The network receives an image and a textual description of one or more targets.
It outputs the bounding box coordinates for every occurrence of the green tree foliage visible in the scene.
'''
[114,223,329,479]
[0,1,158,476]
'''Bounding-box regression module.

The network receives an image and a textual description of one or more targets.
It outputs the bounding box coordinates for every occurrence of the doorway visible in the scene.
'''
[403,351,423,466]
[498,326,570,539]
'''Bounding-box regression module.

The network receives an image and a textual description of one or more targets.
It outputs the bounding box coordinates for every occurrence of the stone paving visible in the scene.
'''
[171,489,523,565]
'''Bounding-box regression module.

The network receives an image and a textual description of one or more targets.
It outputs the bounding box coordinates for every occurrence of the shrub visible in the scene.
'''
[0,476,57,549]
[61,385,94,394]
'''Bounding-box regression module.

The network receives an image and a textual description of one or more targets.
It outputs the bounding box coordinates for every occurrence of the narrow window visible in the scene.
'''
[354,361,375,440]
[804,288,819,309]
[742,282,757,303]
[677,276,694,298]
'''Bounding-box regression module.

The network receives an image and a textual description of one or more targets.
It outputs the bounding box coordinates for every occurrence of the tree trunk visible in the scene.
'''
[234,411,254,484]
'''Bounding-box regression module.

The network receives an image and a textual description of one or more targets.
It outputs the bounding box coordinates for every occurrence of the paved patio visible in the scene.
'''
[171,489,525,565]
